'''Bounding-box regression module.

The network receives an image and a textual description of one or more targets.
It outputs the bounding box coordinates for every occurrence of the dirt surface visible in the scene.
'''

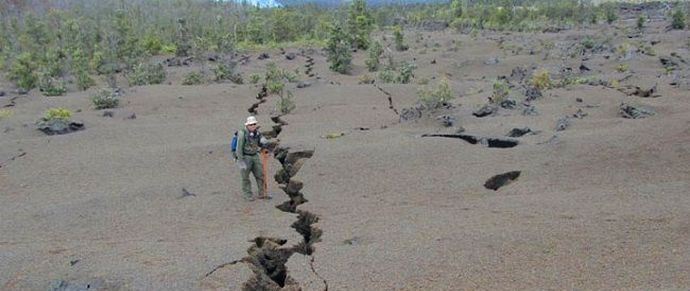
[2,14,690,290]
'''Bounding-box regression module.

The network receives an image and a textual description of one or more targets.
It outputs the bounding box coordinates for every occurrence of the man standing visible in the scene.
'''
[236,116,267,201]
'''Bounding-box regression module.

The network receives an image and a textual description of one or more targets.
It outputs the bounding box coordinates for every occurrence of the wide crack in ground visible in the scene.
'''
[422,133,519,148]
[207,81,326,290]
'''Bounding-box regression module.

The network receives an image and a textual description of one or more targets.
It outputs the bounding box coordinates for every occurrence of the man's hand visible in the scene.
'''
[237,159,248,170]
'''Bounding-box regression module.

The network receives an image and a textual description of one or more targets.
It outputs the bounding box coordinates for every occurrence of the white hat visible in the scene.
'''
[245,116,258,126]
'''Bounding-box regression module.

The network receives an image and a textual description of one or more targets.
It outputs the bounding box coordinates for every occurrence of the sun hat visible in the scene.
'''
[245,116,258,126]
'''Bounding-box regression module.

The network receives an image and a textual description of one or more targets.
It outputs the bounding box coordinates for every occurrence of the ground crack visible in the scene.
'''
[374,85,399,115]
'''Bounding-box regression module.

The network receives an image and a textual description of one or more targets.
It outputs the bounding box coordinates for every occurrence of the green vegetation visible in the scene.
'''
[275,91,296,114]
[637,15,646,30]
[43,108,72,121]
[366,41,384,72]
[326,24,352,74]
[491,79,510,104]
[530,68,551,90]
[348,0,373,50]
[92,89,120,109]
[418,79,453,109]
[672,10,686,30]
[129,63,166,86]
[182,71,205,85]
[393,25,408,51]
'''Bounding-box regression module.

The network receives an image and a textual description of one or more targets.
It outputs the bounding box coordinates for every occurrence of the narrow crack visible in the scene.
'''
[422,133,519,148]
[309,256,329,291]
[484,171,521,190]
[0,151,27,169]
[374,85,399,115]
[204,259,242,278]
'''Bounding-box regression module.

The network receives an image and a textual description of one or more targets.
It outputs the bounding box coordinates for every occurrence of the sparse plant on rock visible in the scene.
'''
[43,107,72,121]
[267,80,285,95]
[213,62,242,84]
[91,88,120,110]
[182,71,205,85]
[396,62,415,84]
[358,74,375,84]
[604,4,618,24]
[418,78,453,109]
[530,68,551,90]
[490,79,509,104]
[616,63,629,73]
[378,69,396,84]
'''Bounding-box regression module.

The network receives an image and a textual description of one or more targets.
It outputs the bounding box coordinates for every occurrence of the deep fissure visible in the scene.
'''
[422,133,519,148]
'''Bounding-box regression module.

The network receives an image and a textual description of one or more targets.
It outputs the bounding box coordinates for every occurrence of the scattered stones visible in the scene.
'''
[572,109,587,119]
[620,103,655,119]
[473,104,498,117]
[507,127,533,137]
[499,99,517,109]
[576,98,583,103]
[525,87,542,101]
[285,53,296,60]
[36,119,85,135]
[126,113,137,119]
[102,111,114,118]
[0,90,5,97]
[16,88,29,95]
[417,20,448,31]
[484,171,521,191]
[555,117,571,131]
[399,104,424,122]
[164,56,193,66]
[579,63,591,72]
[180,188,196,198]
[522,105,539,116]
[436,115,456,127]
[257,53,270,60]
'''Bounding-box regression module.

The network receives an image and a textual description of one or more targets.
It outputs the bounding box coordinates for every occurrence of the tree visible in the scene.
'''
[326,24,352,74]
[347,0,372,50]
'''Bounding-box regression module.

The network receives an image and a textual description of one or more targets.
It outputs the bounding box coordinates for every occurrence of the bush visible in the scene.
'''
[365,41,383,72]
[326,24,352,74]
[275,91,296,114]
[672,10,686,30]
[378,69,396,83]
[213,62,242,84]
[604,5,618,24]
[129,63,166,86]
[0,109,13,120]
[490,79,509,103]
[8,52,38,90]
[418,79,453,109]
[581,37,595,49]
[267,80,285,94]
[530,68,551,90]
[396,62,415,84]
[358,74,374,84]
[393,25,408,51]
[38,75,67,96]
[637,15,645,30]
[92,88,120,109]
[249,73,261,84]
[43,108,72,121]
[182,71,204,85]
[616,63,629,73]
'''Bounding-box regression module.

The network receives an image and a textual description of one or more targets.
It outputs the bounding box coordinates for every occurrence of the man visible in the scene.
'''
[236,116,268,201]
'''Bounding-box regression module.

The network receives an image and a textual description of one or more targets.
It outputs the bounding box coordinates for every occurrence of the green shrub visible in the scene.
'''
[129,63,166,86]
[143,34,163,55]
[38,75,67,96]
[265,63,295,83]
[393,25,408,51]
[604,5,618,24]
[275,90,296,114]
[8,52,38,90]
[182,71,204,85]
[418,79,453,109]
[396,62,415,84]
[378,69,396,83]
[249,73,261,84]
[358,74,374,84]
[581,37,595,49]
[92,88,120,109]
[365,41,383,72]
[326,24,352,74]
[43,108,72,121]
[213,62,242,84]
[616,63,629,73]
[672,10,686,30]
[530,68,551,90]
[490,79,509,104]
[637,15,645,30]
[267,80,285,94]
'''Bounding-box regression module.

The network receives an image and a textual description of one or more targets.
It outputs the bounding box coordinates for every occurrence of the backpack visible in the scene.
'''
[230,130,239,158]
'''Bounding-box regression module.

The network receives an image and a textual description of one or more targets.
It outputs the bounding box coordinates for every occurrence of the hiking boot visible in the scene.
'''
[257,194,272,200]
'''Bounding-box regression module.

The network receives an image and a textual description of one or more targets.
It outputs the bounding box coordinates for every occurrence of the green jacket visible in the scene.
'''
[236,128,262,160]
